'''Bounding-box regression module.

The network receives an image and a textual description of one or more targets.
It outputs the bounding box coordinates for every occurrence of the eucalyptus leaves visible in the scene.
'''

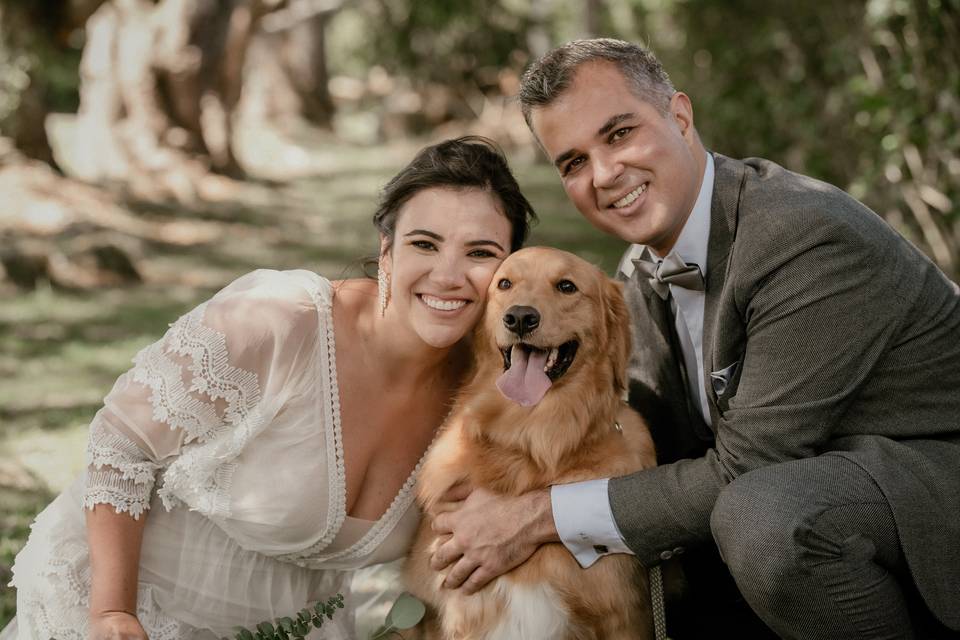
[227,594,344,640]
[226,591,425,640]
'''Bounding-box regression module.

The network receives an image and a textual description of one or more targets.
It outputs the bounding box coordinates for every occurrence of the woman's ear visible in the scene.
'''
[379,235,392,271]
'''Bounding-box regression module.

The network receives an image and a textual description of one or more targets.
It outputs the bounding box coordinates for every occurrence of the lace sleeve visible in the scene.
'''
[83,411,163,518]
[82,270,322,519]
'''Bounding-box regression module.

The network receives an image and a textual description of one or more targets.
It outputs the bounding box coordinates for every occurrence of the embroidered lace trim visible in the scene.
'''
[125,300,262,517]
[82,469,154,519]
[82,415,161,519]
[13,499,190,640]
[275,281,346,564]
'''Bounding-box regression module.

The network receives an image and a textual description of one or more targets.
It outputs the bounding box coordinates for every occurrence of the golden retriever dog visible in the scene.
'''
[405,247,657,640]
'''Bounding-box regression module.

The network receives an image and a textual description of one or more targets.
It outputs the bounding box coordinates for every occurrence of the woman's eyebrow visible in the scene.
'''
[466,239,506,252]
[404,229,443,240]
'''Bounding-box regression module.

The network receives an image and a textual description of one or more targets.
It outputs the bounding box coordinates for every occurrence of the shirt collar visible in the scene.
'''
[618,152,715,279]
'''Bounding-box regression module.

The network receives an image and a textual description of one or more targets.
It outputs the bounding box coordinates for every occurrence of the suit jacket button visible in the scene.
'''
[593,544,609,554]
[659,549,673,560]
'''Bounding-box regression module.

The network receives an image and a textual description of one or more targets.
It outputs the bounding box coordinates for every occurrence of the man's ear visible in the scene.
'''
[670,92,696,139]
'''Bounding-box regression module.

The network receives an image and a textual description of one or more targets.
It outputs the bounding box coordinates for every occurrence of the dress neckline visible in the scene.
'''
[277,274,435,566]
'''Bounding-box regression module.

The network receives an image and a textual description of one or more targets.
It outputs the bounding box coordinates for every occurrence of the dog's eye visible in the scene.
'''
[556,280,578,294]
[497,278,512,290]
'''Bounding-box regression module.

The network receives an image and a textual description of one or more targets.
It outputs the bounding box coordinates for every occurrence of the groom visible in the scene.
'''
[431,38,960,638]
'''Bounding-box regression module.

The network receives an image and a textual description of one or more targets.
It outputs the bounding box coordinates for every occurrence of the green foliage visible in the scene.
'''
[633,0,960,274]
[325,0,957,273]
[0,1,81,136]
[331,0,534,87]
[227,594,344,640]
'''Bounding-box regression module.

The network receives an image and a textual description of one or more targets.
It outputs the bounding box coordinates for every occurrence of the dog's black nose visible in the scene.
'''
[503,305,540,337]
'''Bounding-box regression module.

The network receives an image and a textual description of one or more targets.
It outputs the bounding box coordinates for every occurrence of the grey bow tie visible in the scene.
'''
[632,251,705,300]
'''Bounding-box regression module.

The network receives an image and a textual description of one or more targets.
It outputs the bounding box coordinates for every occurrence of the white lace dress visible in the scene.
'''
[8,270,426,640]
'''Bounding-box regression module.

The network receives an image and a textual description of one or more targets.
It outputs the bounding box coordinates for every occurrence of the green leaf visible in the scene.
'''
[234,628,255,640]
[369,625,393,640]
[257,621,275,636]
[278,617,294,633]
[383,592,426,630]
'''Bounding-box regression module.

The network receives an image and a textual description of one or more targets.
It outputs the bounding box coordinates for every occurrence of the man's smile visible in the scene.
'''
[605,182,649,211]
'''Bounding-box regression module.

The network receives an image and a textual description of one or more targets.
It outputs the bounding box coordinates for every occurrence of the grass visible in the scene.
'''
[0,142,627,629]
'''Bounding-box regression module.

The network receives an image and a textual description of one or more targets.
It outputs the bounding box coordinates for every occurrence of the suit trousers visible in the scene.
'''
[708,454,957,640]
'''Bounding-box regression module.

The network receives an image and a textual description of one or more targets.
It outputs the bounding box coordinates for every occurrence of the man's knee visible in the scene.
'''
[709,467,804,589]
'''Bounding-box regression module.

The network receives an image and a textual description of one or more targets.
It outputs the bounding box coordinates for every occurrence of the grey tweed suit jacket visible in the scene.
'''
[609,153,960,629]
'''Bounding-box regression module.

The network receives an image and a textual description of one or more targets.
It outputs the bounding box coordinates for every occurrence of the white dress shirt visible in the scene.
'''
[551,154,715,567]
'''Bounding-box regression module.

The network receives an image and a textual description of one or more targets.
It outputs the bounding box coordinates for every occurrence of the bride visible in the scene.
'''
[7,137,536,639]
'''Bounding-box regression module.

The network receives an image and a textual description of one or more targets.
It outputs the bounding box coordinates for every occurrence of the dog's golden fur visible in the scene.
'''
[405,247,657,640]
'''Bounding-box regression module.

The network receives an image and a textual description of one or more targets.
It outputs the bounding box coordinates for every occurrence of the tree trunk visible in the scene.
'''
[279,10,334,127]
[60,0,277,198]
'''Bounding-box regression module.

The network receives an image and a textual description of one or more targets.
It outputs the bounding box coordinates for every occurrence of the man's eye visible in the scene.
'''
[556,279,578,294]
[563,156,585,175]
[611,127,631,141]
[498,278,512,290]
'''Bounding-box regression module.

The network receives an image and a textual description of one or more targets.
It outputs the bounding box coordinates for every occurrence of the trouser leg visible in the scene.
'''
[709,454,913,640]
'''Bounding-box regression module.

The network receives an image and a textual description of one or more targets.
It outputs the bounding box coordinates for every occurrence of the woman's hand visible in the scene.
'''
[89,611,148,640]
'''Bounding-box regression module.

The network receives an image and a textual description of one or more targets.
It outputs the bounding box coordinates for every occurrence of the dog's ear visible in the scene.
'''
[603,278,632,393]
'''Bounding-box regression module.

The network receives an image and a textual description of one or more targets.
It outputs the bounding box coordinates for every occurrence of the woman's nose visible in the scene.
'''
[430,253,467,287]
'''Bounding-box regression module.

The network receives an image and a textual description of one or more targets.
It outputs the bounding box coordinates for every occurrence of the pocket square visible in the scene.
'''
[710,361,740,397]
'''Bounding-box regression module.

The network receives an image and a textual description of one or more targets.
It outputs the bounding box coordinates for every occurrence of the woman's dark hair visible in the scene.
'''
[373,136,537,253]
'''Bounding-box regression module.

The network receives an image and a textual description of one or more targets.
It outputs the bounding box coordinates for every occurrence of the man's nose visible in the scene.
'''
[592,153,623,189]
[503,305,540,338]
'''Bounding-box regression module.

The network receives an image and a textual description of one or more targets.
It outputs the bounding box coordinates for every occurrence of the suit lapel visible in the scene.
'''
[622,268,704,461]
[703,153,745,425]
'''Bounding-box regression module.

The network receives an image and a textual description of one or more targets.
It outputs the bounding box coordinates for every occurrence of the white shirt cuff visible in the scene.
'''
[550,478,634,568]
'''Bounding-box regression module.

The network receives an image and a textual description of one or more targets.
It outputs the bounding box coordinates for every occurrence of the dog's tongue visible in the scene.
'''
[496,346,552,406]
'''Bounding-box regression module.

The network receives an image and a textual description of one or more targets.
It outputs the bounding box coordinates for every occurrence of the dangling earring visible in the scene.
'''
[378,261,390,316]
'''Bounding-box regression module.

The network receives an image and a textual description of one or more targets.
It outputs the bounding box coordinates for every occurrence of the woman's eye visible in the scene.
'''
[412,240,436,251]
[611,127,631,141]
[497,278,512,290]
[469,249,495,259]
[556,279,578,294]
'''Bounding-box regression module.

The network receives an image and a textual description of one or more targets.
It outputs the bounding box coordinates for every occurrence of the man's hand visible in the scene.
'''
[429,486,558,594]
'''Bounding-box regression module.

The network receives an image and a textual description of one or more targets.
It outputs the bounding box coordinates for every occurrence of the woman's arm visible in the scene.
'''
[78,270,319,637]
[86,505,149,639]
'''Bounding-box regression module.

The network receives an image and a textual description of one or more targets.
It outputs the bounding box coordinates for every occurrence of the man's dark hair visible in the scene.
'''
[373,136,537,253]
[518,38,675,129]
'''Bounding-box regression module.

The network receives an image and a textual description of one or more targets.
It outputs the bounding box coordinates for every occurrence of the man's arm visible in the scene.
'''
[430,478,639,591]
[610,204,917,564]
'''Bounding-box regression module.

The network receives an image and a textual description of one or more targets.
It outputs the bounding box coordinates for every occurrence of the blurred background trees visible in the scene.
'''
[1,0,956,279]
